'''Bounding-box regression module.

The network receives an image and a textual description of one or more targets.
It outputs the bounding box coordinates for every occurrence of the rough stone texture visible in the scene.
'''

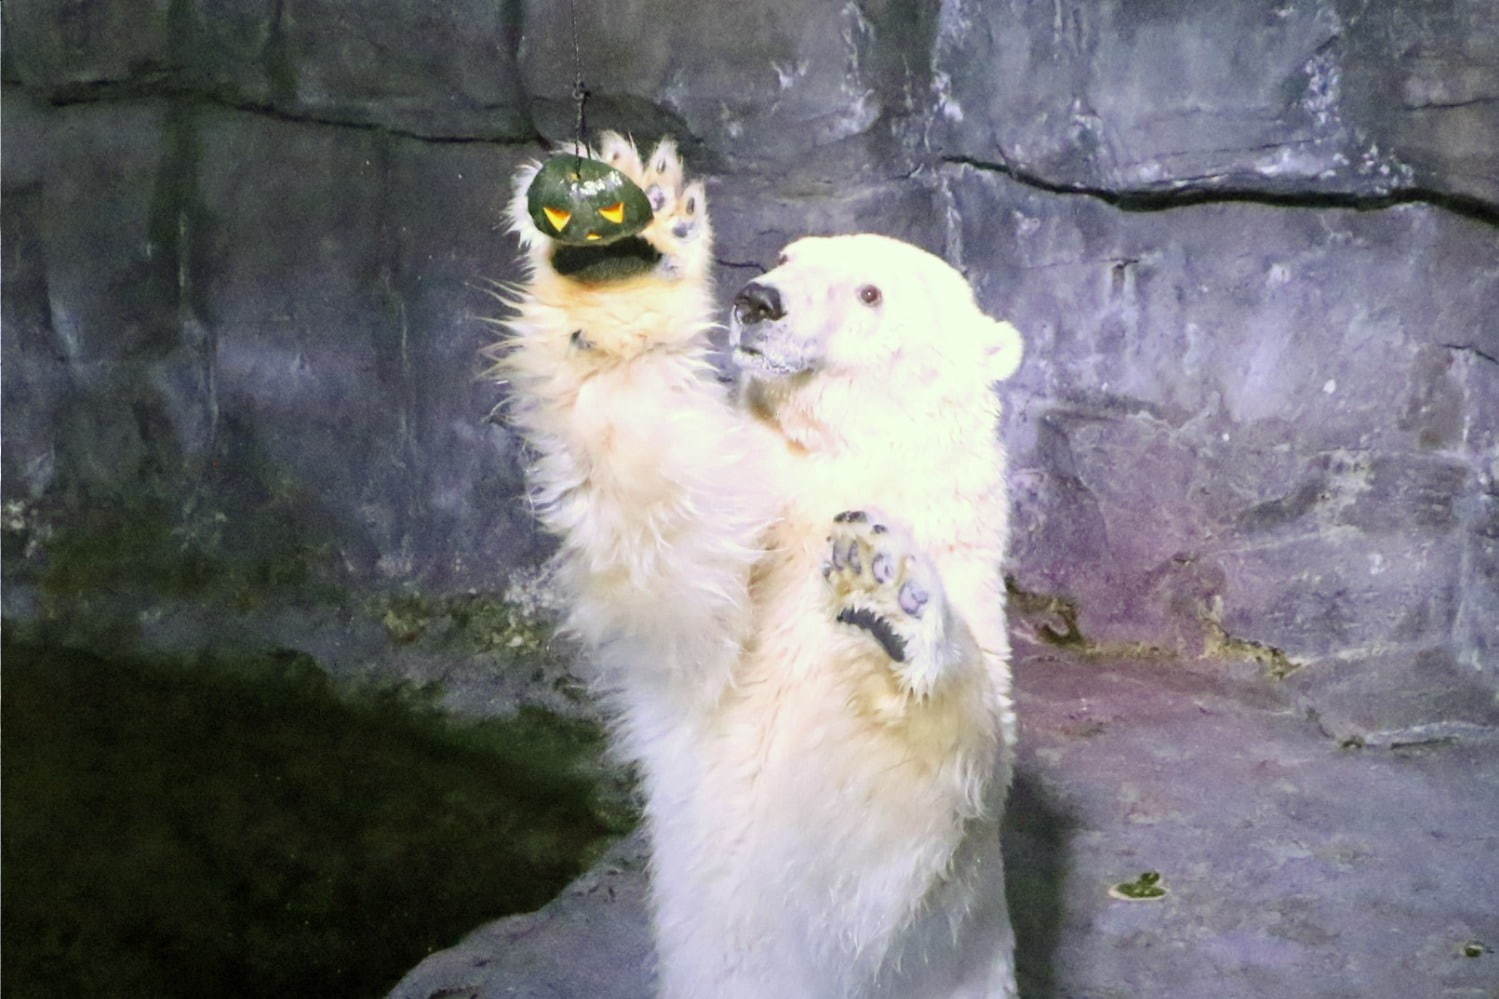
[933,0,1499,208]
[949,163,1499,739]
[1,88,540,584]
[388,832,655,999]
[388,646,1499,999]
[516,0,935,173]
[4,2,1498,996]
[6,1,1494,732]
[1,84,561,711]
[3,0,532,139]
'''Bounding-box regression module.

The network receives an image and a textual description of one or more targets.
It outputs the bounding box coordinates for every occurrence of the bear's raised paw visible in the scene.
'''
[510,132,711,289]
[595,132,708,277]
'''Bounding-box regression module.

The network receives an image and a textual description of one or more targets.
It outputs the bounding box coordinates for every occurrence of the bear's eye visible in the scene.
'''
[858,284,882,306]
[776,253,789,267]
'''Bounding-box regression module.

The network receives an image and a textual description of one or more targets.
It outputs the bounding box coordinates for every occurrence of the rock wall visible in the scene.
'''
[3,0,1496,739]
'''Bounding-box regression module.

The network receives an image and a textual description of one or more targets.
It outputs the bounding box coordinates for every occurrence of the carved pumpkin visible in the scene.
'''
[526,155,653,245]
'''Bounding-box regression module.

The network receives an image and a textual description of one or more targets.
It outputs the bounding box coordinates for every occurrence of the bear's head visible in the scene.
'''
[729,234,1022,447]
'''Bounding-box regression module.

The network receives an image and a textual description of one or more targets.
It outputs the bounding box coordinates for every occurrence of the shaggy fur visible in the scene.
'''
[492,133,1023,998]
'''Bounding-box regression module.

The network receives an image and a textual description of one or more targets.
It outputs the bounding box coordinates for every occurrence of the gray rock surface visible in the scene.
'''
[933,0,1499,208]
[389,832,656,999]
[388,645,1499,998]
[5,1,1494,730]
[3,1,1497,995]
[948,164,1499,739]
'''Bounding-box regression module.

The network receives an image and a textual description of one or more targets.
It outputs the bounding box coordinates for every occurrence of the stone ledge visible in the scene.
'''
[386,645,1499,998]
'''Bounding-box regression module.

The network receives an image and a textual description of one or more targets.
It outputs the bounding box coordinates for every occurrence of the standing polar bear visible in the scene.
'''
[495,134,1024,998]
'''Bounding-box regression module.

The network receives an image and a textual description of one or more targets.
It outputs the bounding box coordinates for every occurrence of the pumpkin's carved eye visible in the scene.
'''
[859,284,882,306]
[543,206,572,231]
[599,202,626,223]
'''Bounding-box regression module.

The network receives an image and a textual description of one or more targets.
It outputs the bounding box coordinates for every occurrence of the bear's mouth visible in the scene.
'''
[550,237,662,284]
[730,344,816,378]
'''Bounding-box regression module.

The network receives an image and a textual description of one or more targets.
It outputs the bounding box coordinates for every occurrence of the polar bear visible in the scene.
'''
[494,134,1024,998]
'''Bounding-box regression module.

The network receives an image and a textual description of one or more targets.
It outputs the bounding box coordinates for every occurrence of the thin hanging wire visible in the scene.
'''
[567,0,588,161]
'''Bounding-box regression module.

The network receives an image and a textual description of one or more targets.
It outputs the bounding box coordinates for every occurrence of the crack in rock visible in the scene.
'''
[941,154,1499,225]
[1440,342,1499,366]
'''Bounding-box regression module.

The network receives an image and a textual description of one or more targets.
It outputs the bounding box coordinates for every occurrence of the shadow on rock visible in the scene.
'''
[1004,768,1073,999]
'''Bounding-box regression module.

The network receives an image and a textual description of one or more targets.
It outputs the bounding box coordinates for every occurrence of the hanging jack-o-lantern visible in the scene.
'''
[526,154,654,245]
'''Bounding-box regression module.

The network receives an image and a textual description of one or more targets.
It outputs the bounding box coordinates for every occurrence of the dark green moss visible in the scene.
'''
[33,489,338,611]
[373,588,562,660]
[10,484,344,655]
[1,636,634,999]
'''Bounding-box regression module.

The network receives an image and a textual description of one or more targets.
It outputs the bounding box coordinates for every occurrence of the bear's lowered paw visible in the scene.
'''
[824,509,951,692]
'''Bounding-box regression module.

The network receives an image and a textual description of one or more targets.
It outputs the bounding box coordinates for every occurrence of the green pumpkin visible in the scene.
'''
[526,155,654,245]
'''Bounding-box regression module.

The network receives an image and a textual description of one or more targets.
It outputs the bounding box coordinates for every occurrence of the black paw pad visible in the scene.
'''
[833,510,868,524]
[836,607,908,663]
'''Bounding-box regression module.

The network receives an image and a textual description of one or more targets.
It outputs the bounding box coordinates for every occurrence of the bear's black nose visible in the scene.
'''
[733,282,786,325]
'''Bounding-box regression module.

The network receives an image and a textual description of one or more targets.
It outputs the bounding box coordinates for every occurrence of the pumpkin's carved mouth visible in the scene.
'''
[550,236,662,284]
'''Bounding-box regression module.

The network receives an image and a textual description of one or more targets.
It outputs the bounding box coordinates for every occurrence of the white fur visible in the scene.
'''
[493,135,1022,998]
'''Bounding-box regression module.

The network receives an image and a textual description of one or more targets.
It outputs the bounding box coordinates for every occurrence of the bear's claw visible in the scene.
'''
[835,606,909,663]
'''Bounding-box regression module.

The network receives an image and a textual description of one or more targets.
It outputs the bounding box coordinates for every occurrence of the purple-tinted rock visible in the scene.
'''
[1289,645,1499,743]
[1456,485,1499,681]
[388,648,1499,999]
[953,162,1496,710]
[1215,533,1463,659]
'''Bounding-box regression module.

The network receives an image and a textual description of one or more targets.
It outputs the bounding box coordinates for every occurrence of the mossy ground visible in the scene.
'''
[1,636,634,999]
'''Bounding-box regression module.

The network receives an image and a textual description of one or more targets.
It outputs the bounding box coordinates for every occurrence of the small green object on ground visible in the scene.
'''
[1109,870,1168,901]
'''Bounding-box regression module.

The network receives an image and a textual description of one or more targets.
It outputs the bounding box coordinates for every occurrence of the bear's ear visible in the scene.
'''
[981,318,1024,383]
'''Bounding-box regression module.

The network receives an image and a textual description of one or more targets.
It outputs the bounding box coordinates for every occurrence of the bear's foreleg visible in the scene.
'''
[514,363,769,707]
[498,135,771,707]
